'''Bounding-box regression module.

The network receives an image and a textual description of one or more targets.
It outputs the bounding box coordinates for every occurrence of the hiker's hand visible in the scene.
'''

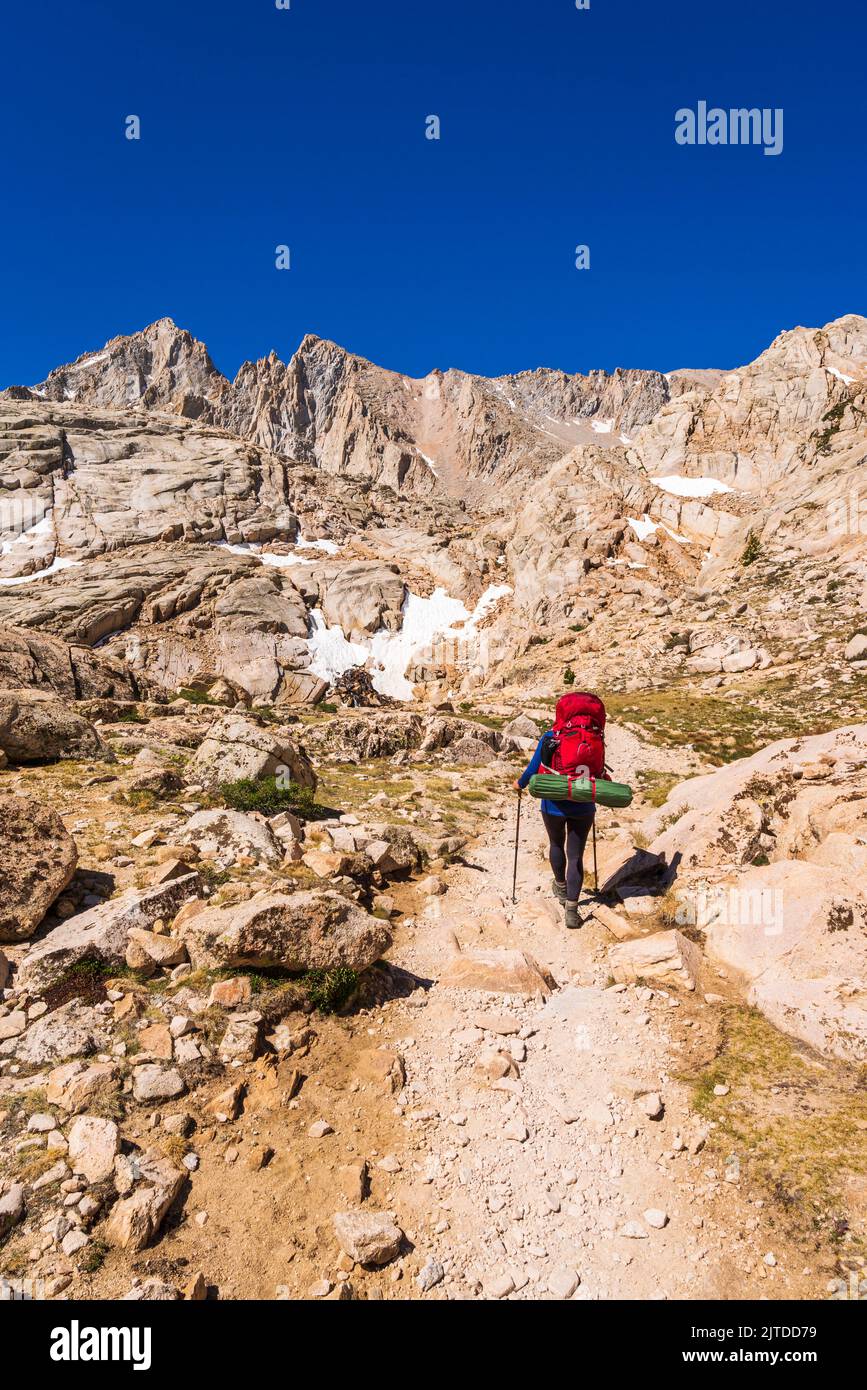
[513,779,521,791]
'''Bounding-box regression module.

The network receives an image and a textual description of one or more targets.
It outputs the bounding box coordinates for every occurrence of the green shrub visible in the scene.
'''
[563,667,576,686]
[305,967,358,1014]
[816,399,848,453]
[80,1239,109,1274]
[740,530,761,566]
[196,861,234,889]
[177,686,220,706]
[64,958,108,980]
[219,776,328,820]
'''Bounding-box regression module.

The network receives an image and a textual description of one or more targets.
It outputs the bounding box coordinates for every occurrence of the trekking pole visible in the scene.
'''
[592,816,598,894]
[511,789,522,904]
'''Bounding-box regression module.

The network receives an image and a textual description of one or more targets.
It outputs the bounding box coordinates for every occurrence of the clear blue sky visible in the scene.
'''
[2,0,864,387]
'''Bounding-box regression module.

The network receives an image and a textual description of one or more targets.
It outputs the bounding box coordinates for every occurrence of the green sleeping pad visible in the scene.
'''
[527,773,633,808]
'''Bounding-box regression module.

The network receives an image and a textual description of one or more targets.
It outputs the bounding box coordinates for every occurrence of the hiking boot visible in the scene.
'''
[551,878,568,904]
[564,900,582,929]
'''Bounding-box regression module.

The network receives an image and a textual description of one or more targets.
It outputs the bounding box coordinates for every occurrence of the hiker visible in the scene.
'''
[514,691,606,929]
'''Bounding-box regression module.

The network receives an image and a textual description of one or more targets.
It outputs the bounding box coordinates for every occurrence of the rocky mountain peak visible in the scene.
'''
[29,323,675,499]
[34,317,228,419]
[15,312,867,547]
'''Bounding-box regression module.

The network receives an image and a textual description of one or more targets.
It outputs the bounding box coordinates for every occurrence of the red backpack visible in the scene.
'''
[543,691,607,780]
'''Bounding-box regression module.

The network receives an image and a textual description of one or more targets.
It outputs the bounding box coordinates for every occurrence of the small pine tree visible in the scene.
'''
[563,667,576,686]
[741,530,761,566]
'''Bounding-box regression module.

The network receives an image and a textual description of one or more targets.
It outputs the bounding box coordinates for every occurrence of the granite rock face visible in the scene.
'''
[643,724,867,1060]
[0,689,106,764]
[187,713,316,790]
[0,622,146,700]
[178,890,391,973]
[16,875,202,989]
[0,795,78,942]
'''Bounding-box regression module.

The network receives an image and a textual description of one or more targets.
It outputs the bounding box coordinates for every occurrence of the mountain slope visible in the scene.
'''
[0,312,861,709]
[31,320,670,502]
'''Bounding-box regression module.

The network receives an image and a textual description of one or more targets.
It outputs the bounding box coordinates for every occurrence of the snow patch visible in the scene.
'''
[0,511,53,555]
[296,532,340,555]
[627,515,659,542]
[417,451,439,477]
[470,583,512,622]
[0,556,81,587]
[306,583,512,700]
[69,351,110,372]
[627,514,689,546]
[591,418,614,434]
[214,541,261,556]
[212,537,328,567]
[827,366,855,385]
[366,589,472,699]
[662,524,690,545]
[651,474,733,498]
[306,611,369,682]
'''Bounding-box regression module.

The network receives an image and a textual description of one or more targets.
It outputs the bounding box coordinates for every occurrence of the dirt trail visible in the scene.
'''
[369,761,818,1300]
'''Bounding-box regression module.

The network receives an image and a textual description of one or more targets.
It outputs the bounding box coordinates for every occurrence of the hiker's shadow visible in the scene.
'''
[586,850,680,907]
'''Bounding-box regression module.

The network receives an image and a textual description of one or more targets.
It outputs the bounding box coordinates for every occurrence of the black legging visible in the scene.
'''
[541,811,593,902]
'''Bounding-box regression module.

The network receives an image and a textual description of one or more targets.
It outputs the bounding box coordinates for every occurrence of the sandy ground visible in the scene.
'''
[358,805,818,1300]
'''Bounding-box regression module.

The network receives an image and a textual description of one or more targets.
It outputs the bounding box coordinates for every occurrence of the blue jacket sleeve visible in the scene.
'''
[518,734,549,789]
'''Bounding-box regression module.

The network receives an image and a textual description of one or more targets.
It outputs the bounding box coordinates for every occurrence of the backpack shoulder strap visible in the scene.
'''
[540,732,557,762]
